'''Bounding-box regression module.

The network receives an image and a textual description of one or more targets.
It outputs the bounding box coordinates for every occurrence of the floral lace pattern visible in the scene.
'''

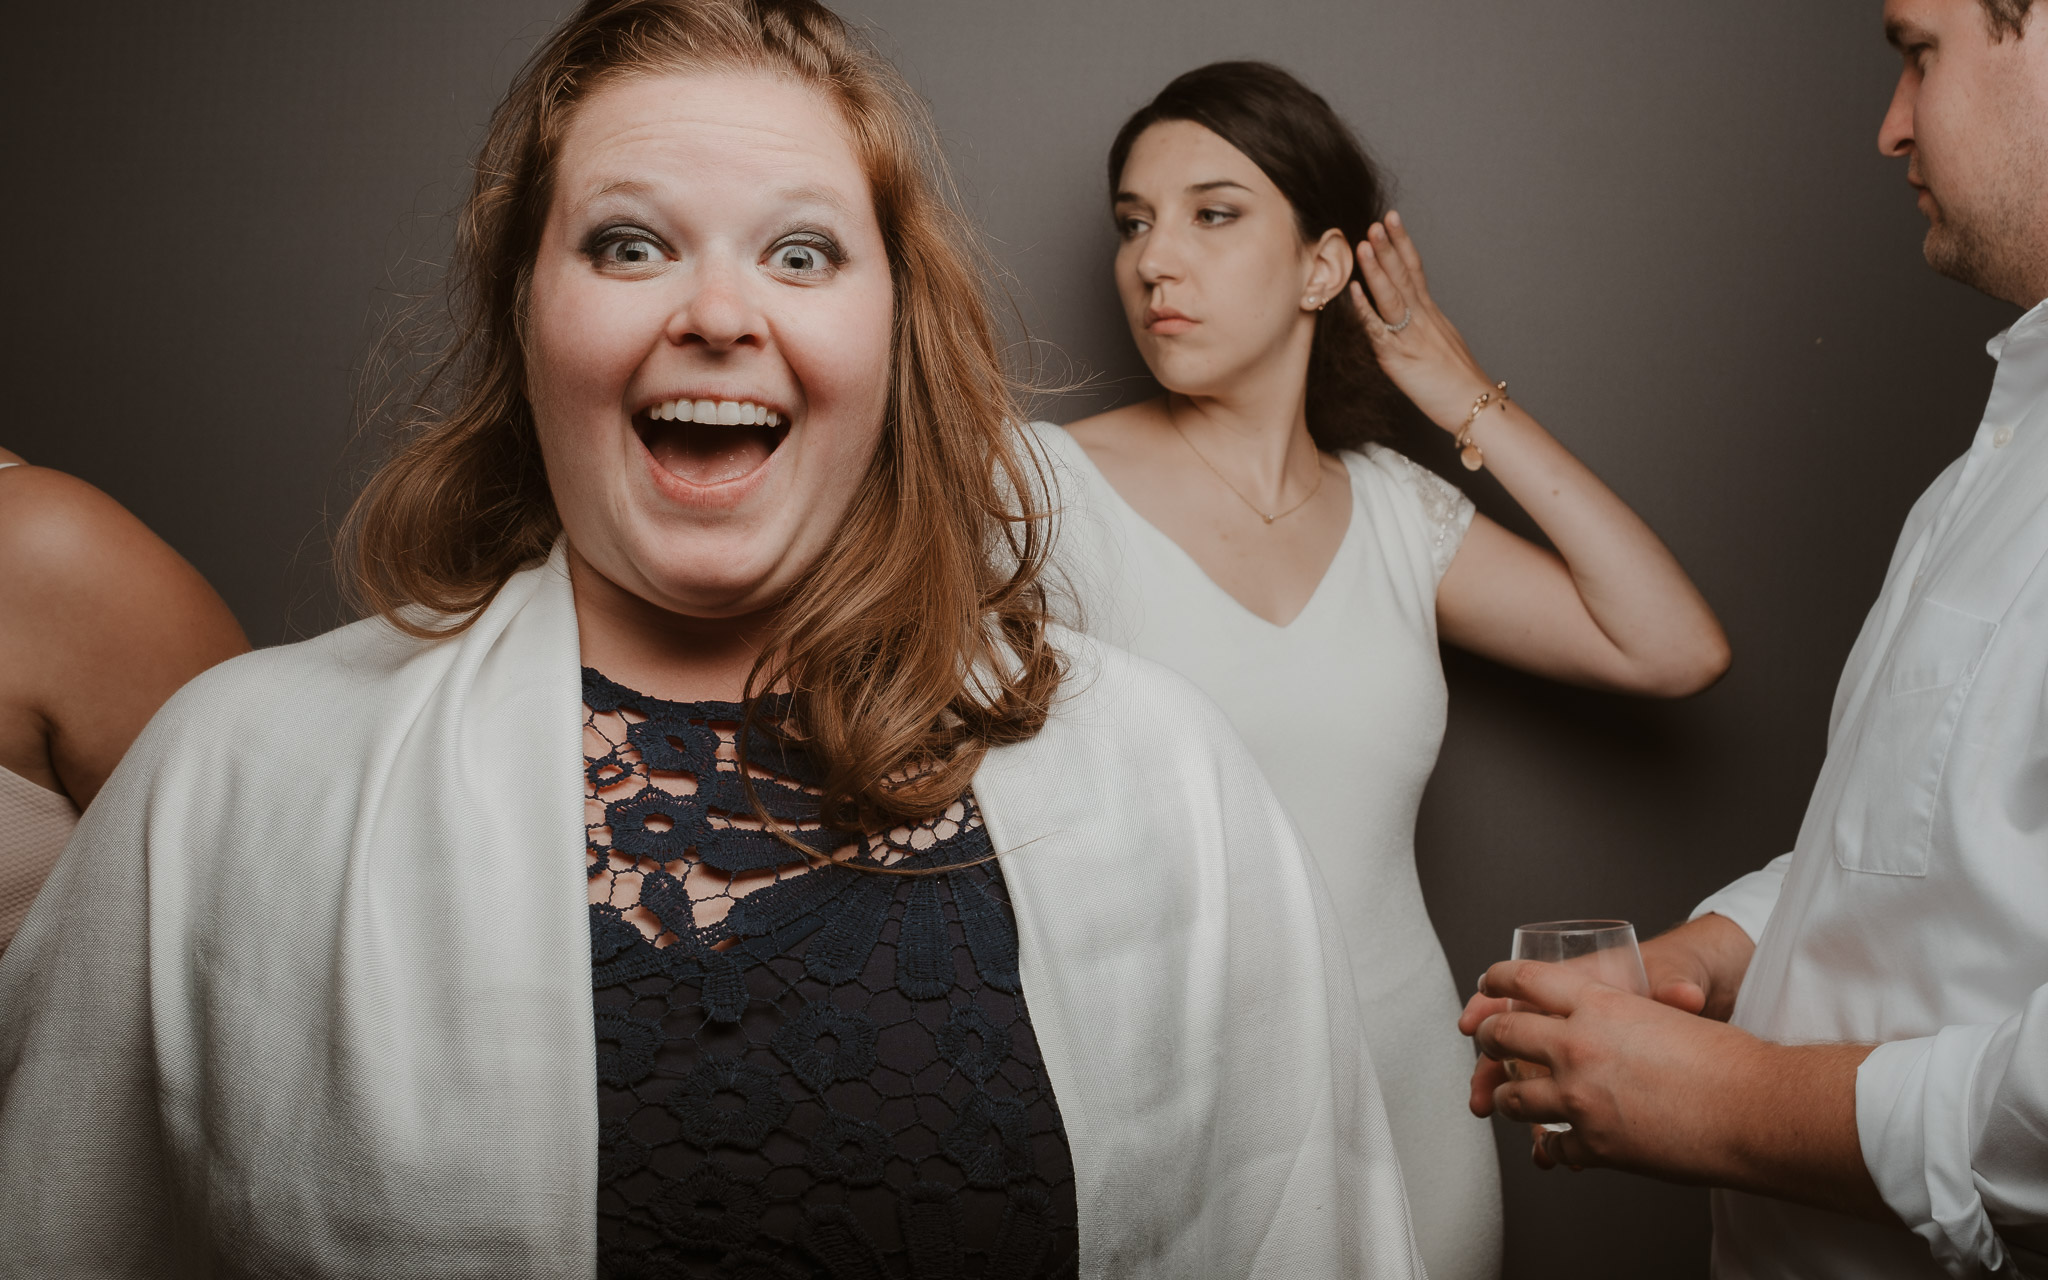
[583,669,1078,1279]
[1374,447,1476,580]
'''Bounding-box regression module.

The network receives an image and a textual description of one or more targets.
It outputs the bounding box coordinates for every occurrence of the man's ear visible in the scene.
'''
[1304,227,1354,309]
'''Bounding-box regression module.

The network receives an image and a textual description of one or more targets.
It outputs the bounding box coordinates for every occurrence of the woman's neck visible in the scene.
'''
[1161,382,1322,502]
[568,546,775,704]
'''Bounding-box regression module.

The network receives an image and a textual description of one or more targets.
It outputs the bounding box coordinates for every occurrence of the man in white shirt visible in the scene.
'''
[1460,1,2048,1276]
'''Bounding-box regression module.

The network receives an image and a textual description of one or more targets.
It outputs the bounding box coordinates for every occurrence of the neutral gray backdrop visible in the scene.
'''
[0,2,2017,1275]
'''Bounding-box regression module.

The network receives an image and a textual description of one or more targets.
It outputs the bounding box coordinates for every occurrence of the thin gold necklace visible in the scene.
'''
[1169,416,1325,525]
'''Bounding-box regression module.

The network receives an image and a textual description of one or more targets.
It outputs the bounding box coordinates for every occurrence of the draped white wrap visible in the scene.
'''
[0,546,1423,1279]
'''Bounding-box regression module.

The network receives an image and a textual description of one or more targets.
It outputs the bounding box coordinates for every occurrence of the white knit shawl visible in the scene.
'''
[0,546,1423,1279]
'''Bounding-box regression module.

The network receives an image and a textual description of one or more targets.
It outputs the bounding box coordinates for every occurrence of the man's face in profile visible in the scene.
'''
[1881,0,2048,304]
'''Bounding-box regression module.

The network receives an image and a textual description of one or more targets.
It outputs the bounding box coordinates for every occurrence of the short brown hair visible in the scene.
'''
[1983,0,2035,38]
[342,0,1060,833]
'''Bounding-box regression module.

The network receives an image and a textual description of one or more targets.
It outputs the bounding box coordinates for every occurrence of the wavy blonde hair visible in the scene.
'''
[341,0,1061,833]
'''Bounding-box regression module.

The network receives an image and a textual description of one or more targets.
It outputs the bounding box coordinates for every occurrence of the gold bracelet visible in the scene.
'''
[1455,380,1509,472]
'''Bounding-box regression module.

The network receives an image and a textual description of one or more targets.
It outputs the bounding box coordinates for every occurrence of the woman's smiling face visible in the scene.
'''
[524,69,894,620]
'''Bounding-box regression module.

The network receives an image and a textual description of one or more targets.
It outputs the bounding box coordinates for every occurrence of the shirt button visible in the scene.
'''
[1993,425,2014,448]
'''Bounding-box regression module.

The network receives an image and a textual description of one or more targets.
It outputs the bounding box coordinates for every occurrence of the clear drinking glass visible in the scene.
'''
[1504,919,1650,1133]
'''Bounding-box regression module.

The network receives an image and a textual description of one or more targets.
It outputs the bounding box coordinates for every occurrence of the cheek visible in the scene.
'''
[784,282,895,443]
[1241,237,1303,307]
[1114,246,1146,303]
[525,263,650,434]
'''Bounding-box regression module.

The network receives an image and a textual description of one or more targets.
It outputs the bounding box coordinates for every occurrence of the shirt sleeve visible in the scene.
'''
[1688,852,1791,944]
[1856,981,2048,1277]
[1372,448,1475,583]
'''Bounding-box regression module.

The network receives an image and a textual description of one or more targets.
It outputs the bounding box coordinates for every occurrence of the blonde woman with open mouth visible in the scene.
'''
[0,6,1424,1277]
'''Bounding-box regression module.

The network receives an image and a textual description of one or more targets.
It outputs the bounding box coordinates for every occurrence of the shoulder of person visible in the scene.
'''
[1016,418,1097,492]
[0,464,195,603]
[1348,442,1474,545]
[121,611,445,778]
[1048,402,1167,468]
[1041,624,1250,768]
[1349,441,1462,498]
[985,627,1304,905]
[1013,419,1081,491]
[1018,418,1078,452]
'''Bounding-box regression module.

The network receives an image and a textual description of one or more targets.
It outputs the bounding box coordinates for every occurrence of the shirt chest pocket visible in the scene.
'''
[1833,599,1999,877]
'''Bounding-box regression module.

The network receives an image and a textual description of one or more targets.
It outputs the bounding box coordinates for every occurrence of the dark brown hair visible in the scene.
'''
[1982,0,2035,38]
[1108,60,1397,451]
[341,0,1060,835]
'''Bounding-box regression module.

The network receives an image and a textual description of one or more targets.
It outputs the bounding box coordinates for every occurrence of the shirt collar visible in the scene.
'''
[1984,296,2048,362]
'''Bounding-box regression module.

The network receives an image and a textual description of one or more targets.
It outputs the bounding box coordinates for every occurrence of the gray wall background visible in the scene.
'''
[0,2,2017,1275]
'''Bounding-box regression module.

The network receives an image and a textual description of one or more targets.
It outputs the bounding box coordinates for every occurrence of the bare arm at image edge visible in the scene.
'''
[0,459,249,808]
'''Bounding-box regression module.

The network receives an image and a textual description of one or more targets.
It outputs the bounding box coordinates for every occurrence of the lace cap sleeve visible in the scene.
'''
[1370,446,1476,582]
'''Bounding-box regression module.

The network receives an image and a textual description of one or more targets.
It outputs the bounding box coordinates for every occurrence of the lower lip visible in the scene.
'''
[635,422,785,512]
[1147,317,1198,334]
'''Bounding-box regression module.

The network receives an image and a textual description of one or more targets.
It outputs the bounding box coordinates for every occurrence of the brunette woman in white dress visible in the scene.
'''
[1033,63,1731,1280]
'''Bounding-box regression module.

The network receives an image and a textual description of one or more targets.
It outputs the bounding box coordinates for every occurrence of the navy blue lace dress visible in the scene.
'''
[583,670,1079,1279]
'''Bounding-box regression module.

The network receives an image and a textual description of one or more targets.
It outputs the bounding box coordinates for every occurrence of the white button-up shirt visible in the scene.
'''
[1696,300,2048,1279]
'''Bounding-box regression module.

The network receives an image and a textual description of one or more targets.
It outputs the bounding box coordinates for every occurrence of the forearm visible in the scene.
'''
[1704,1039,1896,1225]
[1477,959,1892,1223]
[1455,399,1725,681]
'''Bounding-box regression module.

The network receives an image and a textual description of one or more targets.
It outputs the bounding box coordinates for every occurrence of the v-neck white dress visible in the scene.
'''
[1030,422,1502,1280]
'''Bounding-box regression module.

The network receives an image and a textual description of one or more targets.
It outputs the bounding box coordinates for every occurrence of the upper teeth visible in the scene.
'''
[647,398,781,426]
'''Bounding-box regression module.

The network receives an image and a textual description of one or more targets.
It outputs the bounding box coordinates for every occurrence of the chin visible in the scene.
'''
[1135,347,1202,393]
[639,560,789,619]
[1149,365,1230,401]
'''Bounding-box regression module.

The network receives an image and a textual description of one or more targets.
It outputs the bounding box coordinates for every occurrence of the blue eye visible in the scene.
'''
[589,228,665,268]
[768,234,841,278]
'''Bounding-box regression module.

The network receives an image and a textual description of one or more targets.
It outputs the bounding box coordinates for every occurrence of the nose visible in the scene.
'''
[663,258,764,353]
[1878,66,1915,158]
[1133,227,1183,289]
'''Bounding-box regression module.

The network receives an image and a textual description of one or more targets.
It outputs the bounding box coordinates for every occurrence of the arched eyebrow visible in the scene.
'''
[578,177,660,212]
[1884,15,1934,52]
[573,178,857,217]
[1113,178,1254,205]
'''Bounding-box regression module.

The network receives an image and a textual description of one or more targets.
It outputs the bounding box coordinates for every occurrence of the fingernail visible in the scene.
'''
[1388,210,1403,225]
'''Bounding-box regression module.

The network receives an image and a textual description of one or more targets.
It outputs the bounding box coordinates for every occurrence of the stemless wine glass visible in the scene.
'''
[1504,919,1651,1133]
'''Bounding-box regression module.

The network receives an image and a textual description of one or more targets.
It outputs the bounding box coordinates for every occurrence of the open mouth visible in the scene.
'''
[634,397,791,487]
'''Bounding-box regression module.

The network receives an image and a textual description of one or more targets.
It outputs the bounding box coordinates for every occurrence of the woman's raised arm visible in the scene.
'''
[1352,213,1730,697]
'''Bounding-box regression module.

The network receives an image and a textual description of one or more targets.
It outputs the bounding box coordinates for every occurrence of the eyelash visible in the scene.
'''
[586,225,666,268]
[768,232,845,276]
[581,225,846,277]
[1115,207,1236,238]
